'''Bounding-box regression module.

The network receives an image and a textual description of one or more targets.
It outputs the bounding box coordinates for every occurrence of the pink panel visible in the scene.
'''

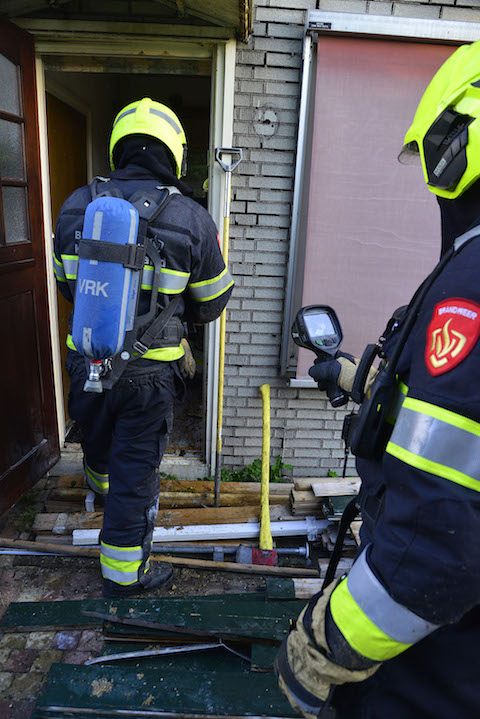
[297,37,456,379]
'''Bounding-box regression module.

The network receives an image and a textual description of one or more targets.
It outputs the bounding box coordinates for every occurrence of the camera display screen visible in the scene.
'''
[304,312,336,339]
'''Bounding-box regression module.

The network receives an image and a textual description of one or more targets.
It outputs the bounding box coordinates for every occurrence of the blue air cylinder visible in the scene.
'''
[72,196,140,364]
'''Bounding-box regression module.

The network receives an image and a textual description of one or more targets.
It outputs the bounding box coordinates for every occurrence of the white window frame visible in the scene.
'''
[282,11,480,387]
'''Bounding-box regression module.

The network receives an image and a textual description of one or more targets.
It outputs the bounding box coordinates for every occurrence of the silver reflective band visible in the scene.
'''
[100,544,143,562]
[454,223,480,251]
[389,404,480,484]
[347,548,439,645]
[53,258,66,282]
[61,256,79,279]
[100,564,138,585]
[141,267,189,293]
[189,270,233,301]
[149,108,182,134]
[112,108,136,128]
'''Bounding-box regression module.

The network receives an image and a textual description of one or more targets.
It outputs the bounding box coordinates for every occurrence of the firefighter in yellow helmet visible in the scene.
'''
[276,41,480,719]
[53,98,233,598]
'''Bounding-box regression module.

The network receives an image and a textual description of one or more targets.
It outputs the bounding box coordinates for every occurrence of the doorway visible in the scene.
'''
[45,66,211,461]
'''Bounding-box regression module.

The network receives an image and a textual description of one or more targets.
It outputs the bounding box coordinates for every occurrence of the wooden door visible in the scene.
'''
[0,19,59,515]
[46,92,88,419]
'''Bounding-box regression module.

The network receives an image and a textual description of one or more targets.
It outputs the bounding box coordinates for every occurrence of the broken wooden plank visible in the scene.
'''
[72,518,331,546]
[1,594,271,631]
[33,504,295,535]
[310,478,360,497]
[294,477,359,493]
[34,662,298,717]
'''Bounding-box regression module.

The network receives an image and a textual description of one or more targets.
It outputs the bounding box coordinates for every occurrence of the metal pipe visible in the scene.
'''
[150,544,308,556]
[213,147,243,507]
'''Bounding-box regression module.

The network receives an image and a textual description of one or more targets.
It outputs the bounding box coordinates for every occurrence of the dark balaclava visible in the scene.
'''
[437,179,480,257]
[112,134,193,197]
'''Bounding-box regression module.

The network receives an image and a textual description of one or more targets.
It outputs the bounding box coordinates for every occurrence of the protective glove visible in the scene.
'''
[308,353,378,399]
[275,581,380,719]
[179,338,196,381]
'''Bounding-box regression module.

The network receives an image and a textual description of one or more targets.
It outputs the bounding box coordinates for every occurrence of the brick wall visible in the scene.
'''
[224,0,480,478]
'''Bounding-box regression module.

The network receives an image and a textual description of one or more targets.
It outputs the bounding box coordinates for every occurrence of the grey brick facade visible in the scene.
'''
[224,0,480,478]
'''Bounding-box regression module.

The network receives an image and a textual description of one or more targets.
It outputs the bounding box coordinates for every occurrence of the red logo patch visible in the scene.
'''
[425,298,480,376]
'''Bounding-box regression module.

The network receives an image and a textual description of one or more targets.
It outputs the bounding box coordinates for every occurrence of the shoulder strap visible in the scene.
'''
[89,176,124,200]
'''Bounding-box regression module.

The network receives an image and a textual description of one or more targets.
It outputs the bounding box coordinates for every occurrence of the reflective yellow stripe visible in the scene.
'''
[387,442,480,493]
[100,541,144,585]
[100,555,142,585]
[84,463,109,495]
[402,397,480,436]
[53,254,67,282]
[195,280,234,302]
[101,541,143,560]
[386,397,480,492]
[61,254,78,280]
[188,268,234,302]
[141,266,190,294]
[330,576,411,661]
[67,335,183,362]
[141,345,184,361]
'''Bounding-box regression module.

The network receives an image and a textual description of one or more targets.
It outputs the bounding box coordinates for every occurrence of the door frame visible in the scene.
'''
[26,23,236,469]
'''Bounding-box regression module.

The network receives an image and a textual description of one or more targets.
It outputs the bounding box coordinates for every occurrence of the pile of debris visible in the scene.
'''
[1,583,316,718]
[26,473,361,578]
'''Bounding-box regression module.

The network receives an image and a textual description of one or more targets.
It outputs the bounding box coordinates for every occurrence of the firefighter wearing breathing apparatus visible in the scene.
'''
[276,41,480,719]
[53,98,233,598]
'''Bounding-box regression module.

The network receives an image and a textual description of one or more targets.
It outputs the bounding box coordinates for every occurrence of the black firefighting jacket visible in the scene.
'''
[327,227,480,718]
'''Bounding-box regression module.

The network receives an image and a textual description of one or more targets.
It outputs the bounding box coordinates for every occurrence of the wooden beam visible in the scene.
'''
[14,18,235,40]
[43,54,211,76]
[46,474,294,494]
[33,504,295,534]
[0,538,320,577]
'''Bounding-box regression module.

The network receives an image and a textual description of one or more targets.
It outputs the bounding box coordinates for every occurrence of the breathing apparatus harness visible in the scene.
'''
[75,177,183,391]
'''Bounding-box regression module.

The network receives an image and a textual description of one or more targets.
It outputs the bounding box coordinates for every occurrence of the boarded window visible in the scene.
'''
[296,36,456,380]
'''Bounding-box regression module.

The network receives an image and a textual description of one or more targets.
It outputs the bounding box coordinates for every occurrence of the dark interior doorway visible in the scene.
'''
[45,66,211,460]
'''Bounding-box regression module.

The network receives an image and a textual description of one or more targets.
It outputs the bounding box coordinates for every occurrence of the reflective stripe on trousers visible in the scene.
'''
[329,547,439,661]
[100,541,149,585]
[387,396,480,493]
[84,462,109,495]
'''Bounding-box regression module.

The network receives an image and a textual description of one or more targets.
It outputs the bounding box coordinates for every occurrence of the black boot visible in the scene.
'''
[102,563,174,598]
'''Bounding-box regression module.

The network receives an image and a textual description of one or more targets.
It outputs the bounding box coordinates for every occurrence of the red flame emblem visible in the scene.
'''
[425,298,480,376]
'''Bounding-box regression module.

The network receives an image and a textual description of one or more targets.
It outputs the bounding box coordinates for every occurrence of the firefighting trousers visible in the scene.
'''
[66,353,179,585]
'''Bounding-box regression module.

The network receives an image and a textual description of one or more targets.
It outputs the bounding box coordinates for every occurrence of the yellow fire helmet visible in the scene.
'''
[109,98,187,178]
[399,40,480,199]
